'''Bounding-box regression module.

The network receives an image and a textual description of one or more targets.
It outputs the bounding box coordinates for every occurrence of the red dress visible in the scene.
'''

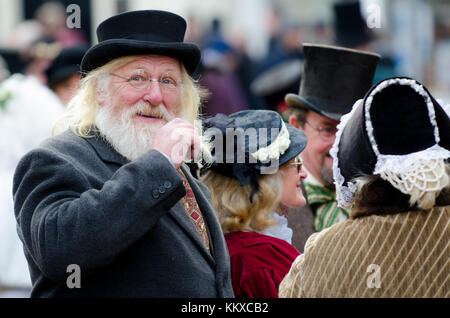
[225,231,300,298]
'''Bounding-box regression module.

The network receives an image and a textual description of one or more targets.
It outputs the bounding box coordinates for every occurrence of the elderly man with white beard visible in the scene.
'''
[12,10,234,298]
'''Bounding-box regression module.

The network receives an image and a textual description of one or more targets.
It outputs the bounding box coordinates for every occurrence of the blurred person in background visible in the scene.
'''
[45,45,88,105]
[200,110,307,297]
[280,77,450,297]
[250,58,302,119]
[250,14,305,117]
[199,19,249,116]
[285,43,379,252]
[0,53,64,299]
[0,15,67,297]
[3,19,61,84]
[34,1,86,47]
[332,0,374,52]
[254,21,305,80]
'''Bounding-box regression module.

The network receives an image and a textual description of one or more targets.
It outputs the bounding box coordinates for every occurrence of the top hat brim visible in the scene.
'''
[80,39,201,75]
[285,93,343,121]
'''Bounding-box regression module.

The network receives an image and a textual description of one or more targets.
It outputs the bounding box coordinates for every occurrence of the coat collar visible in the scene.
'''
[84,131,129,165]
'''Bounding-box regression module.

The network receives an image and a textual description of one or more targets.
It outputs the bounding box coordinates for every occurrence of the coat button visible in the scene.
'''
[152,189,160,199]
[164,181,172,188]
[158,186,166,194]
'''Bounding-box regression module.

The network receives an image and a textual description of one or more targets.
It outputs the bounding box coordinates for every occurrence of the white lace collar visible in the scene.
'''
[257,212,293,244]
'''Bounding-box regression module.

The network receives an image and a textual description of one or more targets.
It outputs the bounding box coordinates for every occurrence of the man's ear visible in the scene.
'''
[289,114,300,129]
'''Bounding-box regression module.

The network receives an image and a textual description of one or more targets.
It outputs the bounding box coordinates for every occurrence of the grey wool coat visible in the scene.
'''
[12,129,234,298]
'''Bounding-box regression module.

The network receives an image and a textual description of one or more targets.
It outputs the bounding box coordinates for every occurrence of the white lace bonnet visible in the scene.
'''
[330,77,450,208]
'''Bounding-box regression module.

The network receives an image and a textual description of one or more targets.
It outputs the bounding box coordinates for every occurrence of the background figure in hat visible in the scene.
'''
[199,19,249,116]
[45,45,88,105]
[332,0,397,83]
[333,0,373,51]
[280,77,450,298]
[250,59,302,120]
[285,43,380,251]
[0,59,64,298]
[13,10,233,298]
[200,110,308,297]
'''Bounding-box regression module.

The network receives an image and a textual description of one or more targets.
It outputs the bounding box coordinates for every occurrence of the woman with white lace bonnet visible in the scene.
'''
[279,77,450,298]
[200,109,308,298]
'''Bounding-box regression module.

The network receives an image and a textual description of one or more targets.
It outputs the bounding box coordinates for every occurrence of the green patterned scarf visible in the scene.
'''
[305,182,351,232]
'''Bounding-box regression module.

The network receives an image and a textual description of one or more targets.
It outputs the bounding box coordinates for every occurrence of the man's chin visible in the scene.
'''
[321,166,335,190]
[324,154,333,169]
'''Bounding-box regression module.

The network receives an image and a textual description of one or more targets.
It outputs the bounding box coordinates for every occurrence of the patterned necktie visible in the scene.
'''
[305,182,351,232]
[178,169,210,253]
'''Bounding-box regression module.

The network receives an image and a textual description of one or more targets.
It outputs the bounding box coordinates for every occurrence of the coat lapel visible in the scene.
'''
[84,133,128,165]
[84,136,216,264]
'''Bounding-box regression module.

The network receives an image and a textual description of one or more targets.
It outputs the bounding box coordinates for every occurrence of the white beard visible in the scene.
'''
[95,101,174,161]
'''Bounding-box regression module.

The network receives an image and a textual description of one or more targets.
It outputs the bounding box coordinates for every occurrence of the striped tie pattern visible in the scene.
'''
[305,182,351,231]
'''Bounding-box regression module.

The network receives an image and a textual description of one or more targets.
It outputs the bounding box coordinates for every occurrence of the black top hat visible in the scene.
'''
[285,43,380,121]
[202,110,307,198]
[331,77,450,208]
[333,1,373,48]
[80,10,200,75]
[46,45,89,87]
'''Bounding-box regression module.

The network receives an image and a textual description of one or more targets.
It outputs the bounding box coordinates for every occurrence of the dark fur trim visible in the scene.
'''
[436,186,450,206]
[351,176,450,219]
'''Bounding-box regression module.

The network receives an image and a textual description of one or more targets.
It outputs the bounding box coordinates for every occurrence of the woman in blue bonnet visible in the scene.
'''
[201,109,308,297]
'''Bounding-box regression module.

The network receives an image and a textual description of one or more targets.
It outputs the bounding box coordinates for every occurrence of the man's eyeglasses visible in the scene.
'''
[305,121,337,141]
[110,69,182,92]
[290,156,303,173]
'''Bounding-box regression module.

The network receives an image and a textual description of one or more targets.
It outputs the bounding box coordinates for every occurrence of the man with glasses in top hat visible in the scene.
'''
[12,10,233,298]
[280,77,450,298]
[285,43,380,251]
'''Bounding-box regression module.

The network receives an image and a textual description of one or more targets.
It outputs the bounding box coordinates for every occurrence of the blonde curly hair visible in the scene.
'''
[201,169,284,233]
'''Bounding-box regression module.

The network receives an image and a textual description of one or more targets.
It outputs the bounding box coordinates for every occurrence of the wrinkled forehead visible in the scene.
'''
[112,54,182,74]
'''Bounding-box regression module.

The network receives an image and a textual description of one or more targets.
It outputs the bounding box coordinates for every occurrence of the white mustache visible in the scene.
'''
[132,102,174,122]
